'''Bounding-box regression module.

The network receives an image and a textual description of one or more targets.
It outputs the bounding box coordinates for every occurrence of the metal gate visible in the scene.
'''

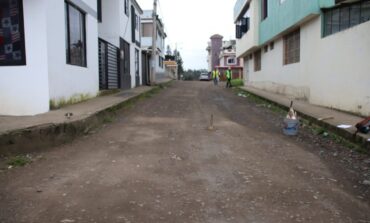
[99,39,120,90]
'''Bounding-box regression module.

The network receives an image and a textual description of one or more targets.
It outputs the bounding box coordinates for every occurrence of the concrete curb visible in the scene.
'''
[238,87,370,150]
[0,85,166,156]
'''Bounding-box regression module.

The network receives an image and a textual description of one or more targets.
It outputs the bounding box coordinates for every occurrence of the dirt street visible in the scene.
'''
[0,81,369,223]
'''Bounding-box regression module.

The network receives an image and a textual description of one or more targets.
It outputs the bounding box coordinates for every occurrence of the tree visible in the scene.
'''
[174,50,184,75]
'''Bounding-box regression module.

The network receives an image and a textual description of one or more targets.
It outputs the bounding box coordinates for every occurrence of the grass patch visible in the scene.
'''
[6,155,32,167]
[103,115,115,124]
[231,79,244,87]
[50,93,92,110]
[233,88,287,116]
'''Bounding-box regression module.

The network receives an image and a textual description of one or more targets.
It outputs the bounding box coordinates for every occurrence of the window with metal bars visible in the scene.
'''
[323,0,370,37]
[283,29,300,65]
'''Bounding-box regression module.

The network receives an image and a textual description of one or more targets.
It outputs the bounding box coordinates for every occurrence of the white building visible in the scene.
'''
[234,0,370,116]
[98,0,143,90]
[0,0,148,116]
[141,10,167,82]
[0,0,98,116]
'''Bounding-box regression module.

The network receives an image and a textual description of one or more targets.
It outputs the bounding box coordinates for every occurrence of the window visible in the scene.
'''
[135,15,139,30]
[135,49,139,76]
[142,23,152,37]
[254,50,261,72]
[361,1,370,22]
[261,0,268,20]
[324,1,370,37]
[227,57,236,65]
[283,29,300,65]
[124,0,129,16]
[0,0,26,66]
[65,2,86,67]
[97,0,102,22]
[264,45,268,53]
[270,41,274,50]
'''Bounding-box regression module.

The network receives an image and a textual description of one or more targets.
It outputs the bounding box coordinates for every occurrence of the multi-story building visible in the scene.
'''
[0,0,146,116]
[234,0,370,116]
[0,0,99,115]
[207,36,243,79]
[206,34,223,72]
[218,40,244,79]
[98,0,143,90]
[141,10,167,83]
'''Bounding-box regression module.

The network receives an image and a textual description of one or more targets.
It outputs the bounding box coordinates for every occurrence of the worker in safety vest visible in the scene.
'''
[225,67,232,88]
[212,68,220,86]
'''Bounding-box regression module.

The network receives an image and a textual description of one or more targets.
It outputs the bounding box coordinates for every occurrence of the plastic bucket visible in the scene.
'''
[283,118,299,136]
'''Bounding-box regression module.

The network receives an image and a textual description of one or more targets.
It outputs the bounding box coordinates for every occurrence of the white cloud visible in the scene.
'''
[137,0,235,70]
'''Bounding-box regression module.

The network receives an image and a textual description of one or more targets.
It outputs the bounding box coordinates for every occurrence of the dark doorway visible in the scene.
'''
[141,52,150,85]
[120,38,131,90]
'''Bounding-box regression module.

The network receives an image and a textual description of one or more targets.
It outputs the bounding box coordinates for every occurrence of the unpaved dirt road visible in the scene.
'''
[1,81,369,223]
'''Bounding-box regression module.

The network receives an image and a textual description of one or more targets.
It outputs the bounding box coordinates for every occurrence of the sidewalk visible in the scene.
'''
[0,86,155,154]
[0,86,152,134]
[240,86,370,149]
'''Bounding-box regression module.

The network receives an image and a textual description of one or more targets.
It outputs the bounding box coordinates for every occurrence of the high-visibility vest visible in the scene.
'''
[212,70,219,78]
[226,70,232,79]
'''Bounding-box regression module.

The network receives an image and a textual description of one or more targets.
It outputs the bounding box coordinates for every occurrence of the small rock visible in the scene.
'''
[60,219,75,223]
[362,180,370,186]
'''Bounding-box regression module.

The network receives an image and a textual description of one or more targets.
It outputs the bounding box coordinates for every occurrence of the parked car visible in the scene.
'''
[199,73,210,81]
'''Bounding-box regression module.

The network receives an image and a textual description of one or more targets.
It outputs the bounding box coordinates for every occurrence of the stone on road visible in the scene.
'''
[0,81,369,223]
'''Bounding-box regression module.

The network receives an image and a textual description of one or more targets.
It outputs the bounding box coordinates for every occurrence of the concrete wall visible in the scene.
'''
[98,0,121,47]
[0,0,50,116]
[247,17,370,116]
[305,18,370,116]
[259,0,322,45]
[210,36,223,69]
[47,0,99,103]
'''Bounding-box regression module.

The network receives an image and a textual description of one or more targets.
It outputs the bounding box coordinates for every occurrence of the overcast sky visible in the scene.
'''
[137,0,236,70]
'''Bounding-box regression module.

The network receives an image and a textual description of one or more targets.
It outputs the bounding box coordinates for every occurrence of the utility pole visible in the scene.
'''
[150,0,157,85]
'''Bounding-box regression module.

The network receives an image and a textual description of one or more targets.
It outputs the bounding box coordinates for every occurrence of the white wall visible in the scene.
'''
[305,18,370,116]
[47,0,99,103]
[247,17,370,116]
[236,0,259,58]
[98,0,120,47]
[0,0,50,116]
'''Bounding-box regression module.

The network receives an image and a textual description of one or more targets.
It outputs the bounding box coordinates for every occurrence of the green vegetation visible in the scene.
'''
[6,155,32,167]
[50,93,92,110]
[103,115,115,123]
[182,69,208,81]
[231,79,244,87]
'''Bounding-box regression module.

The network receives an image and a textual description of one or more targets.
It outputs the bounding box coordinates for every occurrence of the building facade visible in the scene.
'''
[141,10,166,83]
[206,34,223,72]
[98,0,143,90]
[0,0,99,116]
[207,36,244,79]
[234,0,370,116]
[217,40,244,79]
[0,0,148,116]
